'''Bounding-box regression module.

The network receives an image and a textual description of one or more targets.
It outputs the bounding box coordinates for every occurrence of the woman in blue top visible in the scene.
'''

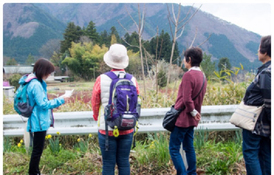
[22,58,69,175]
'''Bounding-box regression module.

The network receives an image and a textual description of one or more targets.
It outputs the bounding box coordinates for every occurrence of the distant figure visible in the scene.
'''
[3,68,10,86]
[242,35,271,175]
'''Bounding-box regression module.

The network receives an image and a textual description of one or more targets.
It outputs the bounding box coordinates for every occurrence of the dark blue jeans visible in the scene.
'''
[169,126,197,175]
[242,129,271,175]
[98,132,133,175]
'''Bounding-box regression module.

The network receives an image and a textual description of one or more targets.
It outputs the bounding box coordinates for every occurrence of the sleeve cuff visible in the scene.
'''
[190,109,198,117]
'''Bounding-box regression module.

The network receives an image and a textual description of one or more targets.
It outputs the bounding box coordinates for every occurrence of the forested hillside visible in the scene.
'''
[3,3,262,70]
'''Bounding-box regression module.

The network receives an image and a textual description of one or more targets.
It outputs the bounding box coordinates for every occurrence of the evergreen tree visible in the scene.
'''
[201,53,216,79]
[110,26,121,43]
[162,31,172,62]
[218,57,232,79]
[128,32,139,53]
[60,22,83,54]
[100,30,110,47]
[85,21,100,44]
[25,53,35,65]
[218,57,232,71]
[148,30,176,63]
[121,33,131,48]
[173,42,180,66]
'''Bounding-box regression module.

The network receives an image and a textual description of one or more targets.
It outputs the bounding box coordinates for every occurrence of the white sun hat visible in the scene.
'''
[103,44,129,69]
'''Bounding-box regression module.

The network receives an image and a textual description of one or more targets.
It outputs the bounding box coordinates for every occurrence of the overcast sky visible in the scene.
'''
[182,3,271,36]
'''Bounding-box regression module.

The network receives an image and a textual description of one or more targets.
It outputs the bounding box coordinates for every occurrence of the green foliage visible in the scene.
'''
[74,135,93,154]
[25,53,35,65]
[50,51,66,74]
[134,132,170,167]
[245,41,259,55]
[122,32,140,53]
[194,128,209,151]
[110,26,121,43]
[234,130,242,145]
[100,30,110,47]
[46,134,61,155]
[214,63,244,83]
[8,74,21,90]
[3,132,245,174]
[84,21,100,44]
[62,42,108,80]
[3,137,12,152]
[157,68,167,88]
[208,33,259,71]
[5,58,18,65]
[125,50,142,76]
[218,57,232,71]
[143,30,180,64]
[110,34,117,45]
[60,22,83,54]
[200,53,215,79]
[3,4,65,64]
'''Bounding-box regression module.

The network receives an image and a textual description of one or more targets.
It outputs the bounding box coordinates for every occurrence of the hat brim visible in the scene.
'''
[103,51,129,69]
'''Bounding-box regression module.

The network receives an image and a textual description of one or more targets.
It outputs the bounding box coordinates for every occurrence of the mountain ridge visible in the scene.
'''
[3,3,262,70]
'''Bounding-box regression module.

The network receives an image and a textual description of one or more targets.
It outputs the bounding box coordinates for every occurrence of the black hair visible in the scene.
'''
[260,35,271,57]
[184,47,203,67]
[33,58,55,82]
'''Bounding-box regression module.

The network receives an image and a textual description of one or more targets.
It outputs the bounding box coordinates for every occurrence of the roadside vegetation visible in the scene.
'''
[3,67,253,174]
[3,3,257,174]
[3,131,245,175]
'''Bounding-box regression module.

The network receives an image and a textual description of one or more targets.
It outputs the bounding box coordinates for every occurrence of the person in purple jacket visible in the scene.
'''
[169,47,207,175]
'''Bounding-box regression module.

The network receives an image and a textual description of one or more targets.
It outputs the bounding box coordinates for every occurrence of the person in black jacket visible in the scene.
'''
[242,35,271,175]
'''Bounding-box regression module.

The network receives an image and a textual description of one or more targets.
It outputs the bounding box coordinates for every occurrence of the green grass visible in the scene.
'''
[3,131,246,174]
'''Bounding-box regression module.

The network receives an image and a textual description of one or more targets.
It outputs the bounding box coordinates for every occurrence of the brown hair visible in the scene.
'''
[33,58,55,82]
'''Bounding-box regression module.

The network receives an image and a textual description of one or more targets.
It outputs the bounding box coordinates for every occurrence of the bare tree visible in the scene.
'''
[179,31,212,68]
[39,39,61,59]
[118,4,147,97]
[166,3,201,93]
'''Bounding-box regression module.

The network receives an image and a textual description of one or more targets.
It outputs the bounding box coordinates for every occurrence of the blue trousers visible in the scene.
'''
[242,129,271,175]
[169,126,197,175]
[98,132,133,175]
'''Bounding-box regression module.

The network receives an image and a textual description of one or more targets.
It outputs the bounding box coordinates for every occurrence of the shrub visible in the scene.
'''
[8,74,21,90]
[157,69,167,88]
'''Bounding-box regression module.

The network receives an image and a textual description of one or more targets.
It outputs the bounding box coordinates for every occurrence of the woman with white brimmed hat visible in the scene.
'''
[91,43,140,175]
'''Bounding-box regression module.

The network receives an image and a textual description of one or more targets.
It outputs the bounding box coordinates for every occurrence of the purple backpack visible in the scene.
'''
[104,71,140,131]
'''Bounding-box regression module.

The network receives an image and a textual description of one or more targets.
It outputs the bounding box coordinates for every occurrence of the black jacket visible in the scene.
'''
[243,61,271,137]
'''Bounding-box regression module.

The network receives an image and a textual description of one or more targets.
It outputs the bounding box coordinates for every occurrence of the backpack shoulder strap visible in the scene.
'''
[105,71,118,80]
[124,73,133,81]
[105,71,119,104]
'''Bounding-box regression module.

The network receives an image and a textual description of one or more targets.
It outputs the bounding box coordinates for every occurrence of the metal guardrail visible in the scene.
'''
[3,105,239,137]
